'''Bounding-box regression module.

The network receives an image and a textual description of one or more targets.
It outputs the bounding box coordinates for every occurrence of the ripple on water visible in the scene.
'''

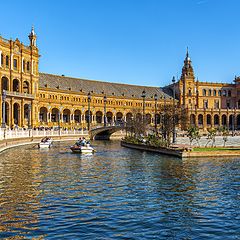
[0,140,239,239]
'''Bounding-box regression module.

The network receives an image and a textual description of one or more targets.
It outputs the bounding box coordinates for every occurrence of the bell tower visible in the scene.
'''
[179,48,197,108]
[28,26,37,47]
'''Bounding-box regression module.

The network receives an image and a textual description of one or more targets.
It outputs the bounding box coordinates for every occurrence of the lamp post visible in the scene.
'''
[172,76,176,143]
[87,92,91,131]
[141,90,146,123]
[232,110,235,136]
[163,95,166,140]
[28,103,31,129]
[104,95,107,127]
[154,93,158,134]
[58,106,63,136]
[1,90,6,128]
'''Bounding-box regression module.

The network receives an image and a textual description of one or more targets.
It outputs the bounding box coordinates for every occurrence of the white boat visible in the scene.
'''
[70,143,95,154]
[38,137,53,148]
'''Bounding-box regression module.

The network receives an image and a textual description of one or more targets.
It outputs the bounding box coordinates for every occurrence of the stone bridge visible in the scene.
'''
[89,125,124,140]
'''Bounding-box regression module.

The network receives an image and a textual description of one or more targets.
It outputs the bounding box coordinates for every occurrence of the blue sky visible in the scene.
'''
[1,0,239,87]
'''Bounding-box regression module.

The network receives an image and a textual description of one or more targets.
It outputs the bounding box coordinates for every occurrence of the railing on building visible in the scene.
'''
[5,91,35,99]
[0,129,88,140]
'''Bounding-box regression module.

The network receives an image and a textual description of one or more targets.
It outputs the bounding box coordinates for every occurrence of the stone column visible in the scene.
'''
[21,100,24,127]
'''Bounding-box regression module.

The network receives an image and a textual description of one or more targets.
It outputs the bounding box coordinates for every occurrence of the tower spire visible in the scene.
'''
[28,26,37,47]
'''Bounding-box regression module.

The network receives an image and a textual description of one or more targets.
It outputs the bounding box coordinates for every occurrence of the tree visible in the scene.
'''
[218,126,229,147]
[205,128,217,147]
[187,126,201,146]
[125,108,146,138]
[158,103,188,146]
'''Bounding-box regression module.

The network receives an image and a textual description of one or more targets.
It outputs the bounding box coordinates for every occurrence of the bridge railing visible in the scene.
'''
[90,122,126,131]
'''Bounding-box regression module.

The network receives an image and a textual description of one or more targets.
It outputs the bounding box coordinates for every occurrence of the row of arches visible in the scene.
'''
[1,77,30,93]
[39,107,161,125]
[190,113,240,129]
[2,102,31,126]
[202,88,231,97]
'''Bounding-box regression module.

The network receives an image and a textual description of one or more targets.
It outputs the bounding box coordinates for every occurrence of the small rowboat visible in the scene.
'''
[70,144,95,154]
[38,137,53,148]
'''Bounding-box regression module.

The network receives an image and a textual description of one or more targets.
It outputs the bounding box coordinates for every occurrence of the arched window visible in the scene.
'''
[13,79,20,92]
[218,90,222,96]
[126,112,133,123]
[208,89,212,96]
[198,114,203,126]
[74,110,81,123]
[213,90,217,96]
[23,81,29,93]
[202,89,206,96]
[188,89,192,96]
[96,111,103,124]
[146,113,151,124]
[190,114,196,126]
[39,107,48,122]
[214,114,219,125]
[1,77,9,91]
[222,115,227,126]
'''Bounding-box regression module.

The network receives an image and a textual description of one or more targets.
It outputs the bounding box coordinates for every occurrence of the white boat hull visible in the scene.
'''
[70,145,94,153]
[38,140,53,148]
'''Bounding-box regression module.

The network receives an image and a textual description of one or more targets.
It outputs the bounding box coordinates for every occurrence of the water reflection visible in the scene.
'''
[0,141,239,239]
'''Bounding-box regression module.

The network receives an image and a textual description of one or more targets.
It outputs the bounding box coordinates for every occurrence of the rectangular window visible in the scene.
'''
[6,56,9,67]
[226,100,231,108]
[13,59,17,70]
[27,61,30,71]
[1,53,3,67]
[204,100,208,109]
[214,100,219,109]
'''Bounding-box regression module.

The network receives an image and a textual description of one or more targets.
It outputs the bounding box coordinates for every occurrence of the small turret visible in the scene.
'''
[28,26,37,47]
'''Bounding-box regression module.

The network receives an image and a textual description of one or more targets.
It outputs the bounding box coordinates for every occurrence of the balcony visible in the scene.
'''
[5,90,34,99]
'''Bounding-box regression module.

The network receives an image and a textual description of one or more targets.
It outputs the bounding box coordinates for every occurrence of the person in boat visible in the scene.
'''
[41,137,51,143]
[76,137,82,146]
[41,137,47,142]
[81,137,86,146]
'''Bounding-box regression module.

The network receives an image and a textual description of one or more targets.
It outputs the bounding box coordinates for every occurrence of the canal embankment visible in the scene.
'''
[0,129,125,153]
[0,134,89,153]
[121,139,240,158]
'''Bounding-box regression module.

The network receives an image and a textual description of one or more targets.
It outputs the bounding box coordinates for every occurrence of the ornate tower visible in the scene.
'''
[179,49,197,109]
[28,26,37,47]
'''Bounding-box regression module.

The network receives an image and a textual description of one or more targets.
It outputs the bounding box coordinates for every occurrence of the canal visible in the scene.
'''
[0,140,239,239]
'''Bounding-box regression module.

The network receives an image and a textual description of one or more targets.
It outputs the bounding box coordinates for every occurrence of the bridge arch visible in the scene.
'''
[89,125,124,140]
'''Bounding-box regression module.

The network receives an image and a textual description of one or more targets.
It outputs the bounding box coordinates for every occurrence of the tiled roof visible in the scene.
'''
[39,73,171,99]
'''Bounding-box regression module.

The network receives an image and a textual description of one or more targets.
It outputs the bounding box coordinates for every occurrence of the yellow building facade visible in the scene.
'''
[172,50,240,131]
[1,29,239,131]
[0,29,171,130]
